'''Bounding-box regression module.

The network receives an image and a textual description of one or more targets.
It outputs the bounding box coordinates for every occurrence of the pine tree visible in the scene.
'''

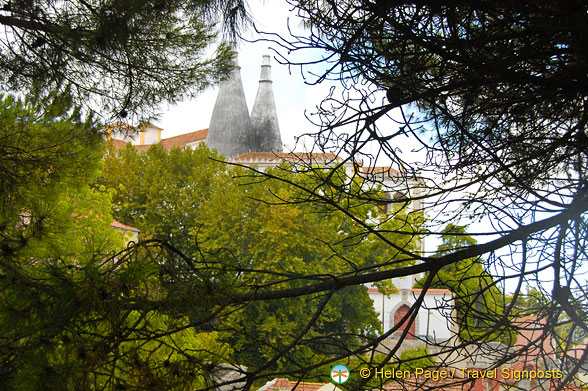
[0,0,247,119]
[0,95,231,390]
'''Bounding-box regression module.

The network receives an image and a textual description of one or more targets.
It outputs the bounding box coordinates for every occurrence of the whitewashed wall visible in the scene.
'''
[367,277,454,342]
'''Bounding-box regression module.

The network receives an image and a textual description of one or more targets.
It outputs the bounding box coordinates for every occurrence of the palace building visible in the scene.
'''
[108,53,452,351]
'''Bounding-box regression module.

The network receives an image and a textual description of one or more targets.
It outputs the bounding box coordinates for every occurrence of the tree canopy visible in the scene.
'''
[3,1,588,390]
[0,96,233,390]
[97,142,426,378]
[0,0,251,119]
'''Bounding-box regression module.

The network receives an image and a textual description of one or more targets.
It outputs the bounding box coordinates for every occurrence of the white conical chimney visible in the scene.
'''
[206,52,255,158]
[250,55,283,152]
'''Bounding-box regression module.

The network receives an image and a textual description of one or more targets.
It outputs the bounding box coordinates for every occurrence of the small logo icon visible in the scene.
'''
[330,364,350,384]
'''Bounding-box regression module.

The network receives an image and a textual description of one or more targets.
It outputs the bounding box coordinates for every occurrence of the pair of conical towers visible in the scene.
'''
[206,54,283,158]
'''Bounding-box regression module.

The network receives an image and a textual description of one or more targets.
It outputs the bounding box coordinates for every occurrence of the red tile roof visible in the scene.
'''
[107,125,208,151]
[109,139,128,149]
[134,144,152,153]
[259,378,328,391]
[512,316,555,357]
[161,129,208,150]
[563,342,588,360]
[110,219,139,232]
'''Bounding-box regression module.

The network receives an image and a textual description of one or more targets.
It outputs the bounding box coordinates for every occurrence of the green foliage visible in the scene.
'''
[0,0,238,117]
[398,347,435,372]
[100,143,228,248]
[0,96,230,390]
[0,94,102,254]
[98,144,423,374]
